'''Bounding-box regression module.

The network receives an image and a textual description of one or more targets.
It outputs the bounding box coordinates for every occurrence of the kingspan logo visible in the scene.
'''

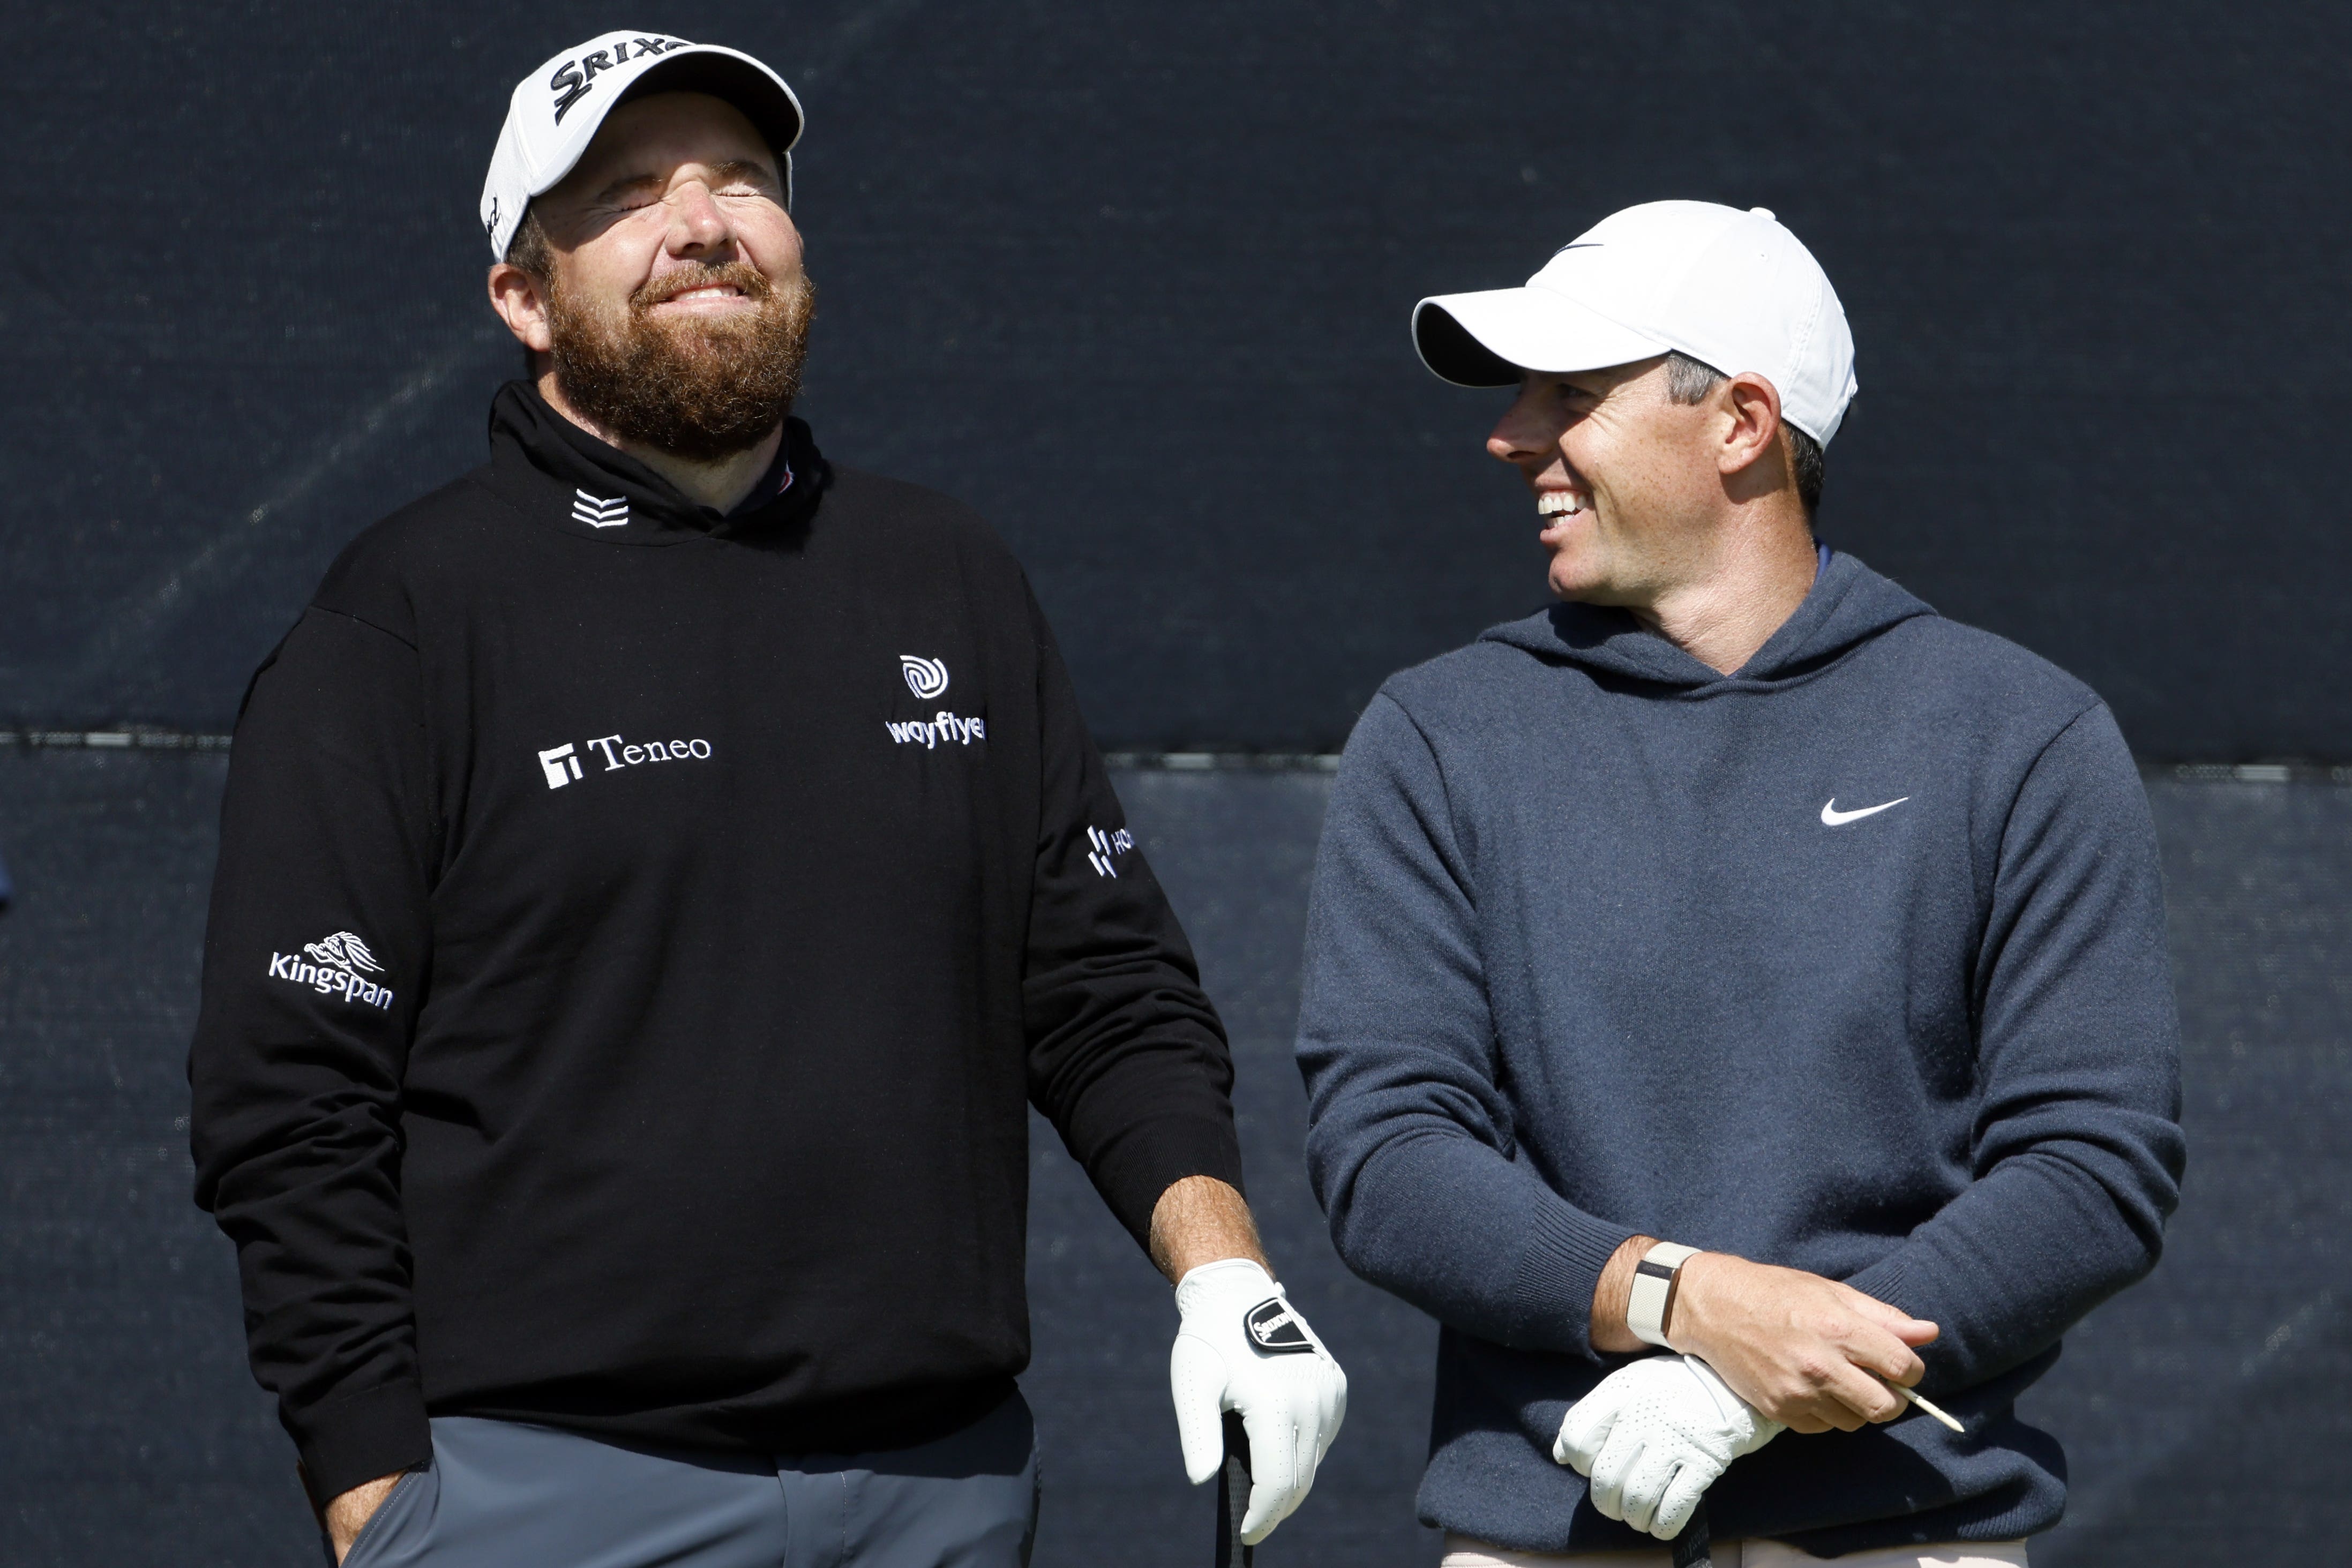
[267,929,394,1010]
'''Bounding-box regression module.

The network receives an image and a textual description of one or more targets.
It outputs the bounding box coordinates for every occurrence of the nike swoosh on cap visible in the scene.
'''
[1821,797,1909,826]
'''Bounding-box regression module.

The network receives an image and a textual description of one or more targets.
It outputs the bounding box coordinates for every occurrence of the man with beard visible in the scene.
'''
[188,33,1343,1568]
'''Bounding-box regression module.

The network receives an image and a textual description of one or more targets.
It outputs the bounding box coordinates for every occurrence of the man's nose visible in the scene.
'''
[1486,383,1553,467]
[664,183,734,256]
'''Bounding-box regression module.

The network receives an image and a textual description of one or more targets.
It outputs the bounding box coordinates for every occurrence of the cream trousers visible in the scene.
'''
[1440,1535,2029,1568]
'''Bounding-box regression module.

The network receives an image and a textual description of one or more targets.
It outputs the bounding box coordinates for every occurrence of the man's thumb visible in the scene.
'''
[1170,1333,1230,1485]
[1553,1397,1612,1473]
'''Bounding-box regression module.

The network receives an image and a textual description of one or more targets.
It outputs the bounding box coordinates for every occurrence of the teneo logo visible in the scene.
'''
[267,929,394,1010]
[540,733,713,790]
[1085,826,1135,879]
[1244,1297,1314,1356]
[886,711,986,749]
[548,36,690,123]
[540,743,584,789]
[900,654,950,700]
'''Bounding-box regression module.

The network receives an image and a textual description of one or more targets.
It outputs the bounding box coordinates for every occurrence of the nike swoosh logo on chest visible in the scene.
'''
[1821,797,1909,826]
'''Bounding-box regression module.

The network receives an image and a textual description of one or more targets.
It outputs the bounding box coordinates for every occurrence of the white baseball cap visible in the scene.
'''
[480,31,804,259]
[1412,200,1859,445]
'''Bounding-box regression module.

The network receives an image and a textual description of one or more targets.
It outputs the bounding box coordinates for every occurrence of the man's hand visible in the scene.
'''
[323,1471,405,1562]
[1170,1259,1347,1545]
[1666,1252,1938,1433]
[1553,1354,1783,1539]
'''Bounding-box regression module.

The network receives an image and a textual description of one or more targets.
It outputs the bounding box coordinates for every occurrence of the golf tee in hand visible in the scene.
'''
[1662,1251,1938,1432]
[1170,1259,1347,1544]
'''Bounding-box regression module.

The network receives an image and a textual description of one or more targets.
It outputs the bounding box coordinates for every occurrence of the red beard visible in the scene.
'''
[545,261,817,462]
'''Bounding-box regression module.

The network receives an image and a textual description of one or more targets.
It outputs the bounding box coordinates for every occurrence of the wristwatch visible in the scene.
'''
[1626,1241,1702,1348]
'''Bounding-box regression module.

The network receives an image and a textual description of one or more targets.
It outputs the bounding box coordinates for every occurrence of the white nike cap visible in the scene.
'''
[1413,200,1859,445]
[480,30,804,260]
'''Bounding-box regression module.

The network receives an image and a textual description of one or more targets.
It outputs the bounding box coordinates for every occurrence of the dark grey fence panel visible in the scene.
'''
[0,749,301,1566]
[6,1,2349,755]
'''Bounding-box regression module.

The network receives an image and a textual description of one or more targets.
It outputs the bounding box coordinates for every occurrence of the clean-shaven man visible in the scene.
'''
[190,33,1342,1566]
[1296,201,2182,1565]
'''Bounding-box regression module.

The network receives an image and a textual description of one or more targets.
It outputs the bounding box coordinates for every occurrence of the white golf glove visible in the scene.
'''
[1553,1354,1783,1540]
[1170,1259,1347,1544]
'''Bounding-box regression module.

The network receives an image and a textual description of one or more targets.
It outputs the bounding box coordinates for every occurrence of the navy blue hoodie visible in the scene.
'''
[1295,552,2183,1555]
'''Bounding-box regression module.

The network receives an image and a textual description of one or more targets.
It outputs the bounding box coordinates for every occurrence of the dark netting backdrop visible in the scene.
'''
[2,2,2346,1564]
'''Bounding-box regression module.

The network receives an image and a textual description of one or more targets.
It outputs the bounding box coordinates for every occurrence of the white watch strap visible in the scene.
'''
[1625,1241,1701,1348]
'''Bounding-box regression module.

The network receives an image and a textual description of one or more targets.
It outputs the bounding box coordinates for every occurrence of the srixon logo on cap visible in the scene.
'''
[1245,1297,1315,1355]
[549,36,692,123]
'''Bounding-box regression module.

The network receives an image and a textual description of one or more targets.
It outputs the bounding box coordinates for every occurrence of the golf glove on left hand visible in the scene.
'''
[1553,1353,1784,1540]
[1170,1259,1347,1544]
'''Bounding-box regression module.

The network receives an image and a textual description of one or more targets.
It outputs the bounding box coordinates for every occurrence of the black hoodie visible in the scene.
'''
[189,385,1243,1501]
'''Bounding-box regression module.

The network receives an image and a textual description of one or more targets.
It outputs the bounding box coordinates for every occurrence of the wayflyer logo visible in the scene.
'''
[887,654,985,750]
[267,929,394,1010]
[900,654,950,700]
[886,711,986,749]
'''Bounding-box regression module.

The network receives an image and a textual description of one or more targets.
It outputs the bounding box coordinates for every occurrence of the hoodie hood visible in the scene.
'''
[1477,549,1935,692]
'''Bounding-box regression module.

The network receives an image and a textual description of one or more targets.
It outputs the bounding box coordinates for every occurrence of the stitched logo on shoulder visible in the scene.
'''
[267,929,394,1010]
[1085,826,1135,878]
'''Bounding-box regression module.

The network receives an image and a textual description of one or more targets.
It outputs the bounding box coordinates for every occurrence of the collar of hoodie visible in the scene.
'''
[1477,546,1937,693]
[485,380,829,545]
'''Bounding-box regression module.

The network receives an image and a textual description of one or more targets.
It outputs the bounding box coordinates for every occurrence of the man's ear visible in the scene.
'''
[1717,372,1786,483]
[487,262,556,354]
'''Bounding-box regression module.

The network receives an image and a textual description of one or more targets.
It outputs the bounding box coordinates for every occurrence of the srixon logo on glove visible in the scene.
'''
[1244,1299,1315,1354]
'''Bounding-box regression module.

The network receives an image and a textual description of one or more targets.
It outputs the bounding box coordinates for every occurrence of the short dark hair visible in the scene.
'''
[505,205,552,278]
[1662,351,1824,515]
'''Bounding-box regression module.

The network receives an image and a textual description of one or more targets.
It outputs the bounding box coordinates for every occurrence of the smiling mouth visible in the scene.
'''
[656,284,746,304]
[1536,490,1589,519]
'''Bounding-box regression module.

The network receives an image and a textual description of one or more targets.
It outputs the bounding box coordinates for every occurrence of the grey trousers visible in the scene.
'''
[340,1393,1039,1568]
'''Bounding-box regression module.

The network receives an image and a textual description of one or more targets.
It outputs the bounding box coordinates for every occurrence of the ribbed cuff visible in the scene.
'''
[288,1379,433,1504]
[1844,1249,1922,1316]
[1507,1195,1637,1356]
[1087,1111,1248,1251]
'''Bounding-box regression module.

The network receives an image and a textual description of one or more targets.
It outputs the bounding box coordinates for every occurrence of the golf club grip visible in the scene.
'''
[1670,1501,1712,1568]
[1214,1411,1253,1567]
